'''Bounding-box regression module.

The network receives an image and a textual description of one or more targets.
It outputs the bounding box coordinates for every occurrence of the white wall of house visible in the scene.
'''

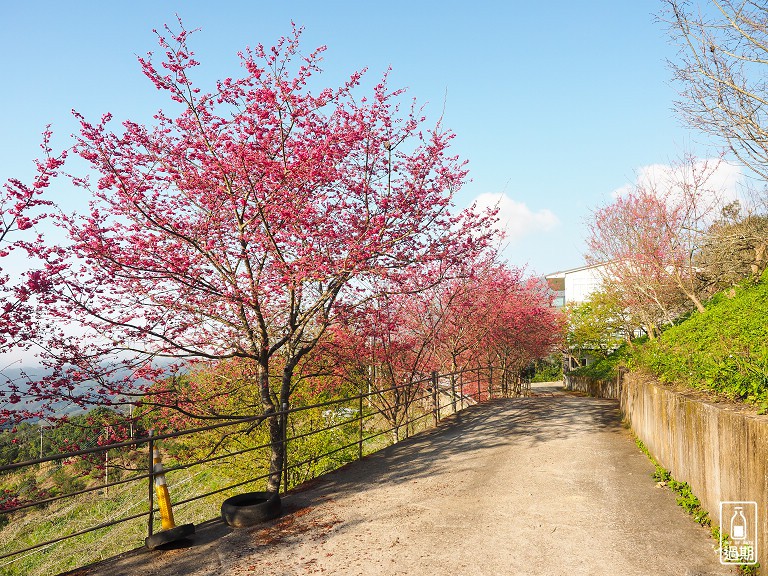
[545,263,607,307]
[546,263,615,373]
[564,266,603,304]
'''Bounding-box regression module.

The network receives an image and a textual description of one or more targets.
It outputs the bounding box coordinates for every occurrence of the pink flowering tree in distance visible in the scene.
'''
[314,257,564,438]
[587,155,725,336]
[434,263,562,395]
[28,22,494,491]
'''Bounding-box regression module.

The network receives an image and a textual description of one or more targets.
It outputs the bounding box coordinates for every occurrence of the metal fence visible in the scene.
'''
[0,365,527,573]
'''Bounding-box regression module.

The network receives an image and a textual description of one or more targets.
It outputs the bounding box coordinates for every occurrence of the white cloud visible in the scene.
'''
[612,158,742,207]
[471,192,559,244]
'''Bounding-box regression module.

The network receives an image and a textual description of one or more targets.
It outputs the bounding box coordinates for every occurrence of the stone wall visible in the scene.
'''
[563,372,621,400]
[618,372,768,568]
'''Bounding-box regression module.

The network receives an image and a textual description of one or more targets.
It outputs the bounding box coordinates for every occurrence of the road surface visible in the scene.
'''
[68,383,732,576]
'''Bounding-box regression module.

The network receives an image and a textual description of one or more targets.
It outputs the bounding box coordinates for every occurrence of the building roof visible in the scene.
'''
[544,262,608,279]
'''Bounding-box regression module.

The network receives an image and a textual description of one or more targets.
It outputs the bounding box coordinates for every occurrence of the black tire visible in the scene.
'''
[145,523,195,550]
[221,491,281,528]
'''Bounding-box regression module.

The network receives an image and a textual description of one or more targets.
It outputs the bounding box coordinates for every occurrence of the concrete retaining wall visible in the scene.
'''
[563,373,621,400]
[578,371,768,568]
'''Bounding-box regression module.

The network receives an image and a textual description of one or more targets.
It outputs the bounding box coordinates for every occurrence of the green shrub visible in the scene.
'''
[572,341,636,381]
[15,476,39,499]
[50,468,86,496]
[531,358,562,382]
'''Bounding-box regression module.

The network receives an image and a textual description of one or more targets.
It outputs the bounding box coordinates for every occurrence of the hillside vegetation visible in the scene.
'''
[575,274,768,411]
[0,383,428,576]
[634,274,768,408]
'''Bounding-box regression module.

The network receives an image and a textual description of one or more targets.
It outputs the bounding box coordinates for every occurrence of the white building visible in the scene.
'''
[545,263,610,370]
[544,263,607,308]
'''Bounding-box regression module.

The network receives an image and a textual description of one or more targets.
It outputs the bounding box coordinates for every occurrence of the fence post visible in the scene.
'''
[282,403,288,495]
[459,372,464,410]
[358,390,364,460]
[432,371,439,424]
[476,367,481,401]
[147,429,155,539]
[451,375,457,413]
[489,365,493,400]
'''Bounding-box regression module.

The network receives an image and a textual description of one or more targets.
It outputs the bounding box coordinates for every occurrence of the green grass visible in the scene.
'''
[0,454,255,576]
[531,358,563,382]
[572,275,768,411]
[634,437,711,529]
[632,275,768,410]
[635,435,761,573]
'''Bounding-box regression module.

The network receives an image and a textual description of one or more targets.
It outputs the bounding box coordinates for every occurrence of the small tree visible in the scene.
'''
[351,290,443,441]
[565,287,631,360]
[320,265,472,441]
[587,155,725,335]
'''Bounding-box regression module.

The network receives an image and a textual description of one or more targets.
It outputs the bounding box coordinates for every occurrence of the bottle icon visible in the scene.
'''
[731,507,747,541]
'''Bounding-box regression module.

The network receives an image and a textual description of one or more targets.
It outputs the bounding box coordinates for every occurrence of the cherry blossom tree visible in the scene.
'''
[428,265,562,398]
[587,155,726,336]
[0,131,67,422]
[481,274,563,393]
[30,23,492,492]
[321,260,564,435]
[339,290,442,441]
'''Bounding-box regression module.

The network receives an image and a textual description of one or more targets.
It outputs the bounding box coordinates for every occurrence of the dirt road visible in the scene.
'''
[69,383,732,576]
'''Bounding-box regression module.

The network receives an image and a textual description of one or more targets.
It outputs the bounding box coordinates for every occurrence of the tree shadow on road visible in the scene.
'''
[66,394,626,576]
[287,393,625,501]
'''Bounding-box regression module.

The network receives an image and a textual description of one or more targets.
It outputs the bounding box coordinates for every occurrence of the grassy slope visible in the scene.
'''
[633,276,768,409]
[0,461,245,576]
[0,410,400,576]
[574,274,768,410]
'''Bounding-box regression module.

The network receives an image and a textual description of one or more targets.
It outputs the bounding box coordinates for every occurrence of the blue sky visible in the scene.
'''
[0,1,725,276]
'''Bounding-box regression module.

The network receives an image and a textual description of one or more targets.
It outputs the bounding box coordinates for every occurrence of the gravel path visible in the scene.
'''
[68,383,733,576]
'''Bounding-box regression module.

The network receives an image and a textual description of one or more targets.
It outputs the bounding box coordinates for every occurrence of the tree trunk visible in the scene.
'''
[266,412,284,493]
[752,242,766,279]
[450,374,457,413]
[265,359,296,494]
[680,285,706,313]
[259,359,282,494]
[392,420,400,443]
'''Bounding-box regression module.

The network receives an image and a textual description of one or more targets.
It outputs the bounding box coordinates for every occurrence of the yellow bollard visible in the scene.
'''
[153,448,176,531]
[145,444,195,550]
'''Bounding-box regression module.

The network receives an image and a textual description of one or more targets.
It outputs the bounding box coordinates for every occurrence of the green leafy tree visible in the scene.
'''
[566,288,632,360]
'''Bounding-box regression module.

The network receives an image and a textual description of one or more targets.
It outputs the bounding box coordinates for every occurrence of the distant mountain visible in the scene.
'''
[0,367,87,423]
[0,365,158,424]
